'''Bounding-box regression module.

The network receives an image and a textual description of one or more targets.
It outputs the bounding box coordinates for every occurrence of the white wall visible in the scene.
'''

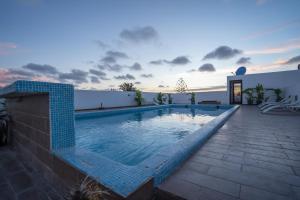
[74,90,158,110]
[227,70,300,104]
[172,91,227,104]
[74,90,228,110]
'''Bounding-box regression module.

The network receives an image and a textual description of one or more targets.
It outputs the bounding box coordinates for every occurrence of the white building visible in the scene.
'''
[227,69,300,105]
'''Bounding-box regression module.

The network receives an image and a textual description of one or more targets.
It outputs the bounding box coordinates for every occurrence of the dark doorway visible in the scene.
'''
[230,80,243,104]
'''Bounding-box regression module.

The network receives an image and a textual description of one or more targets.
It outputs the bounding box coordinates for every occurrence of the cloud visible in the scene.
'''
[0,42,17,55]
[140,73,153,78]
[245,38,300,55]
[236,57,251,65]
[203,46,242,60]
[90,76,100,83]
[59,69,88,84]
[94,40,109,49]
[22,63,58,75]
[9,68,36,77]
[100,50,129,65]
[164,56,190,65]
[101,56,116,64]
[129,62,142,71]
[97,64,123,72]
[285,55,300,64]
[89,69,109,80]
[0,67,58,87]
[106,51,128,59]
[120,26,158,43]
[198,63,216,72]
[149,60,164,65]
[89,69,106,77]
[158,85,169,88]
[135,81,141,85]
[114,74,135,80]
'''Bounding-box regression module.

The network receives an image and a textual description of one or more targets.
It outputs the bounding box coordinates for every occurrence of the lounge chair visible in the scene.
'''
[261,100,300,113]
[258,96,290,109]
[259,96,293,110]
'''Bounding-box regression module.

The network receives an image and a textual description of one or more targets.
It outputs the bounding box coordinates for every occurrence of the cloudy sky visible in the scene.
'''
[1,0,300,91]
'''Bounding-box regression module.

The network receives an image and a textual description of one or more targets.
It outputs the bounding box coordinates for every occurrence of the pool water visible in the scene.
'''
[75,106,227,166]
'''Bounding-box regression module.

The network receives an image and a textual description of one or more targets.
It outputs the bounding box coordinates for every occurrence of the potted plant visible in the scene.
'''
[255,83,264,104]
[167,93,173,104]
[243,88,255,105]
[154,93,166,105]
[266,88,283,102]
[66,176,109,200]
[190,92,195,105]
[0,99,10,146]
[134,90,143,106]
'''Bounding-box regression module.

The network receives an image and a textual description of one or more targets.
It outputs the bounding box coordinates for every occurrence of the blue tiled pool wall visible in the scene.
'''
[0,80,75,150]
[75,104,233,120]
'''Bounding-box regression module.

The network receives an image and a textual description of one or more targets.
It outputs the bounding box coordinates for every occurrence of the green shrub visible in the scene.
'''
[134,90,143,106]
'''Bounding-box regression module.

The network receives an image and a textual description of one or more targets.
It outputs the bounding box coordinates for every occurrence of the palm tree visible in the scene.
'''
[119,82,136,91]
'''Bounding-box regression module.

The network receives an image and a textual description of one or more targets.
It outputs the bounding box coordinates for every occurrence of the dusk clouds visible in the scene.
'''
[59,69,89,84]
[141,73,153,78]
[203,46,242,60]
[22,63,58,75]
[285,55,300,64]
[236,57,251,65]
[198,63,216,72]
[149,56,190,66]
[120,26,158,43]
[114,74,135,80]
[129,63,142,71]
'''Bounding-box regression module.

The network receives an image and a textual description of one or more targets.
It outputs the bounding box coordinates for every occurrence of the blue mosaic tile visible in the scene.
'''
[0,80,75,150]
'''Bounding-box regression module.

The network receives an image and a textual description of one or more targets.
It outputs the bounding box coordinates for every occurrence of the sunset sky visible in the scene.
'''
[1,0,300,91]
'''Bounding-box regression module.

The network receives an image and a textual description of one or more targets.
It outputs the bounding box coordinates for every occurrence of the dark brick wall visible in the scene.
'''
[5,94,85,196]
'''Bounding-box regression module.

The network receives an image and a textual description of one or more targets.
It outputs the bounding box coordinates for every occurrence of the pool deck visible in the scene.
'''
[0,147,64,200]
[158,106,300,200]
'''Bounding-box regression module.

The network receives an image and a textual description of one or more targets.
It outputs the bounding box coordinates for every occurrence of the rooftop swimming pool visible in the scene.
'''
[56,104,239,197]
[75,106,227,166]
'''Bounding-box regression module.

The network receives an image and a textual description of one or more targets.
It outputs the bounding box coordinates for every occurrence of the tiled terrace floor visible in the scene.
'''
[0,147,64,200]
[158,106,300,200]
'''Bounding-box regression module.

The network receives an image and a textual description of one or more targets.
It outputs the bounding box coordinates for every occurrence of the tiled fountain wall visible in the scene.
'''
[0,81,85,195]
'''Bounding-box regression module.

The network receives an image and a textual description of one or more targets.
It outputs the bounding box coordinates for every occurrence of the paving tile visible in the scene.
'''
[243,157,294,175]
[192,156,242,171]
[293,167,300,176]
[160,177,239,200]
[222,154,244,164]
[240,185,291,200]
[242,165,300,186]
[173,169,241,197]
[229,146,288,159]
[207,166,293,196]
[194,150,224,159]
[245,153,300,167]
[17,188,49,200]
[0,159,24,175]
[180,161,210,174]
[293,186,300,200]
[7,171,33,194]
[0,184,17,200]
[284,150,300,161]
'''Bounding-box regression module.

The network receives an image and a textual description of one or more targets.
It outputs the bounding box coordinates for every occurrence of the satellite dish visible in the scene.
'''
[235,66,246,75]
